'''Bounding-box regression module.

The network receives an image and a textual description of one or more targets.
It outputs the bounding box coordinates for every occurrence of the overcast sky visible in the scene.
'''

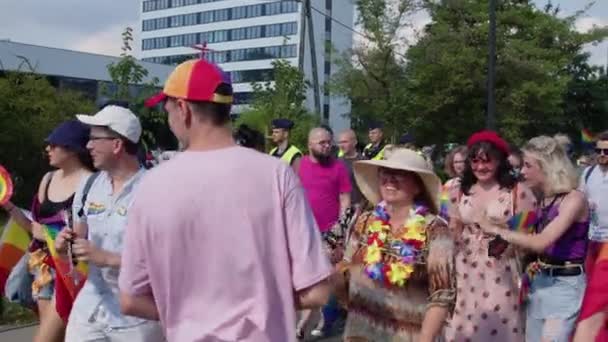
[0,0,606,66]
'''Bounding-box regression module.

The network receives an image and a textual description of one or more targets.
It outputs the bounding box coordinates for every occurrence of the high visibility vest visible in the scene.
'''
[363,143,385,160]
[269,145,302,165]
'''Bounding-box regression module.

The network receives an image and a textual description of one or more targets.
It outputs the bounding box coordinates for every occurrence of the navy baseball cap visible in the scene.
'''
[45,120,90,152]
[271,118,294,130]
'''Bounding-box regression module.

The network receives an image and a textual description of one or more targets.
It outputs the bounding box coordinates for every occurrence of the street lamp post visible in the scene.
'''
[486,0,497,130]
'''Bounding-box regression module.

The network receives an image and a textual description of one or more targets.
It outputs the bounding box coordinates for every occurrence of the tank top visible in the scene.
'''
[537,193,589,262]
[37,172,75,221]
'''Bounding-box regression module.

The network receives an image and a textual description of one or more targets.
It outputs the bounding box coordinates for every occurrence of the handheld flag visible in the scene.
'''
[507,211,537,234]
[0,212,32,295]
[0,164,14,205]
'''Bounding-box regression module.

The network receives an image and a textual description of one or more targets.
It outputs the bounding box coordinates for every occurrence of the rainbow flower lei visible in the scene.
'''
[362,202,430,287]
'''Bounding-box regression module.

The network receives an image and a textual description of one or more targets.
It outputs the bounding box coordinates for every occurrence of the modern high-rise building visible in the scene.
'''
[138,0,354,132]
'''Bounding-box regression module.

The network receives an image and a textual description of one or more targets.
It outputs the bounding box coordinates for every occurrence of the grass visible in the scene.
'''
[0,215,38,326]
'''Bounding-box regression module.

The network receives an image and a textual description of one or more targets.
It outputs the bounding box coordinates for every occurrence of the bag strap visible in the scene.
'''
[585,164,597,185]
[77,172,100,219]
[511,183,519,216]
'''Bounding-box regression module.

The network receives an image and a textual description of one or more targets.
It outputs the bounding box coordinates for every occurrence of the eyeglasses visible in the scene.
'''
[596,148,608,156]
[89,136,119,142]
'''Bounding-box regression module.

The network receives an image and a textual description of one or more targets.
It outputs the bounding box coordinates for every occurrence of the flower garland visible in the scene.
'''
[362,202,430,287]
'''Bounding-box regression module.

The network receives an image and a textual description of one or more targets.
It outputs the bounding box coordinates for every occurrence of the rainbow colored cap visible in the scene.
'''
[145,59,233,107]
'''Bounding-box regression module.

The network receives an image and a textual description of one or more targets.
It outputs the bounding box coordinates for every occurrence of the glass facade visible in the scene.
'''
[142,22,297,51]
[143,0,223,13]
[141,44,297,65]
[142,1,298,32]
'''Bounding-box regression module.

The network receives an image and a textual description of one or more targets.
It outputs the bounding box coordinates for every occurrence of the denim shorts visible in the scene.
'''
[526,269,586,342]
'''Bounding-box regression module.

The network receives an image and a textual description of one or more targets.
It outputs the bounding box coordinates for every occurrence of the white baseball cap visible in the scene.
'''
[76,105,142,143]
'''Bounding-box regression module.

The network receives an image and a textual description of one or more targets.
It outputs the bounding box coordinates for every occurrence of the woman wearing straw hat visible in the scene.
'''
[335,147,456,341]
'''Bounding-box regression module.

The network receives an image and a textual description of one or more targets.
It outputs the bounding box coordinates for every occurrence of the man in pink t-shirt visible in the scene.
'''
[118,59,333,342]
[299,127,352,233]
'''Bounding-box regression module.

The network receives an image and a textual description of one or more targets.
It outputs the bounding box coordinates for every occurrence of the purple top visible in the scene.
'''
[538,200,589,261]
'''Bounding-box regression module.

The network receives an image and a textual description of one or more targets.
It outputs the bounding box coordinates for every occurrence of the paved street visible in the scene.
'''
[0,325,342,341]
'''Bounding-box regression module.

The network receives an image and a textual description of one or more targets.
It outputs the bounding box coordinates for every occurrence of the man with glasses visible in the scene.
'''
[55,105,163,341]
[297,127,351,338]
[580,130,608,275]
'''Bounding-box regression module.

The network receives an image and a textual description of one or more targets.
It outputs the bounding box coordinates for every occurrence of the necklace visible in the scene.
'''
[362,202,430,287]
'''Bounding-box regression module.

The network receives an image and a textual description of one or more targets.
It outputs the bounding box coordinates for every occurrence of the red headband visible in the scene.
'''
[467,130,510,155]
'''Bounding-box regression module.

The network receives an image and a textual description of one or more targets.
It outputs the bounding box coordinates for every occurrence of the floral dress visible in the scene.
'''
[340,203,456,341]
[444,184,537,342]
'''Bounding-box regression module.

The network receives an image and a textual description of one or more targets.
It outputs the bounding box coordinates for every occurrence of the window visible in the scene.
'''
[171,0,183,7]
[233,92,253,105]
[157,17,169,29]
[247,26,262,39]
[282,1,298,13]
[170,15,184,28]
[266,2,281,15]
[201,11,213,24]
[247,5,262,18]
[214,30,228,43]
[283,22,297,35]
[157,0,169,10]
[185,0,199,5]
[142,39,155,50]
[184,13,198,26]
[184,33,199,46]
[155,37,168,49]
[232,28,245,41]
[232,6,246,20]
[170,35,183,47]
[142,19,155,31]
[214,9,229,21]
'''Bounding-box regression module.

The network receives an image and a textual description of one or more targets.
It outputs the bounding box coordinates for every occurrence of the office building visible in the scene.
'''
[138,0,354,132]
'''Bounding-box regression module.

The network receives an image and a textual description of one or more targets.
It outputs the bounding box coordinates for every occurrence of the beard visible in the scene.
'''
[311,150,332,165]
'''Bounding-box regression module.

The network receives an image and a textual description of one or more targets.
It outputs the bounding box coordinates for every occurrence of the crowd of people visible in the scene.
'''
[1,57,607,342]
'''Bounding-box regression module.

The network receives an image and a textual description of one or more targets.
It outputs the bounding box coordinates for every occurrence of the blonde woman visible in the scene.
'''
[443,145,467,189]
[336,147,455,341]
[481,135,589,341]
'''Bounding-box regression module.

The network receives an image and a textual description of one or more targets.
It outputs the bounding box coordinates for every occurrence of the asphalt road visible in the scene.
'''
[0,325,342,341]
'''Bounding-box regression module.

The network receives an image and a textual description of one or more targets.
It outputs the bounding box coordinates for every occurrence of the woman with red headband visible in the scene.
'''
[444,131,537,341]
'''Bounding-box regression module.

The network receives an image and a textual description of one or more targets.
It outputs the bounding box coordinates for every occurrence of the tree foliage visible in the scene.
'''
[0,70,95,206]
[332,0,608,147]
[331,0,419,142]
[236,59,318,150]
[104,27,176,151]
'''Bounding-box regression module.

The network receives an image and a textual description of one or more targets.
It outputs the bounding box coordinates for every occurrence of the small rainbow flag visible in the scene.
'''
[438,185,450,220]
[507,211,537,234]
[582,129,596,148]
[42,223,88,297]
[0,211,32,296]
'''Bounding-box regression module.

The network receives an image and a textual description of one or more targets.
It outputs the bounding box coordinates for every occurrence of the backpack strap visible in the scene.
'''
[584,164,597,185]
[77,172,100,219]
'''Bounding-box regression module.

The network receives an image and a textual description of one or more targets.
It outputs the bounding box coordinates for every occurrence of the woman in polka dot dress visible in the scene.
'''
[444,131,537,342]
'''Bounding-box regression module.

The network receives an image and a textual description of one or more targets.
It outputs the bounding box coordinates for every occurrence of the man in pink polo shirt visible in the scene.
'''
[118,59,333,342]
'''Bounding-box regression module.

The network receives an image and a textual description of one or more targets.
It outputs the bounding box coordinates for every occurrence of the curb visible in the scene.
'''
[0,322,38,333]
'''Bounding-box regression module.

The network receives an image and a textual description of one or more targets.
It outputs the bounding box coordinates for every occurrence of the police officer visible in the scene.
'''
[269,118,302,171]
[362,121,386,160]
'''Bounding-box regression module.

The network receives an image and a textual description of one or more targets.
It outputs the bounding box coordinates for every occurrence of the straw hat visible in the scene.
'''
[353,147,441,212]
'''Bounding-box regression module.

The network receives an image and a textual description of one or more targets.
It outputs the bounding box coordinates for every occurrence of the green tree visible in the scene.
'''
[104,27,176,151]
[0,70,95,207]
[404,0,608,145]
[562,53,608,149]
[330,0,418,142]
[236,59,318,150]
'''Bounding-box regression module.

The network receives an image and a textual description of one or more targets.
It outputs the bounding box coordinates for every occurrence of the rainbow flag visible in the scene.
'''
[582,129,596,149]
[0,211,32,296]
[577,243,608,340]
[42,223,88,298]
[438,185,450,220]
[507,211,537,234]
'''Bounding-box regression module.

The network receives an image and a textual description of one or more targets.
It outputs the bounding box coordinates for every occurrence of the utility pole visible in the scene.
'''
[486,0,497,130]
[298,0,307,71]
[305,0,322,120]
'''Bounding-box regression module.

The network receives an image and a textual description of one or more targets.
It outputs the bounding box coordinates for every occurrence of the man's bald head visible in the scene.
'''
[338,129,358,157]
[308,127,333,163]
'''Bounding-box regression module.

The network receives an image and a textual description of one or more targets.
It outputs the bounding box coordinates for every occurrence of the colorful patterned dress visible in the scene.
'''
[341,203,456,341]
[444,184,537,342]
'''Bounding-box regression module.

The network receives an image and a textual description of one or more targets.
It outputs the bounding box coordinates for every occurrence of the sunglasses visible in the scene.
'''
[596,148,608,156]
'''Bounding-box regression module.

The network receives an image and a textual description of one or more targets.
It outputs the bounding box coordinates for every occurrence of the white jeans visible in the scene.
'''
[65,318,165,342]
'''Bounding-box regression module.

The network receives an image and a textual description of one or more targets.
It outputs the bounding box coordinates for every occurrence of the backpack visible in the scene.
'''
[584,165,597,185]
